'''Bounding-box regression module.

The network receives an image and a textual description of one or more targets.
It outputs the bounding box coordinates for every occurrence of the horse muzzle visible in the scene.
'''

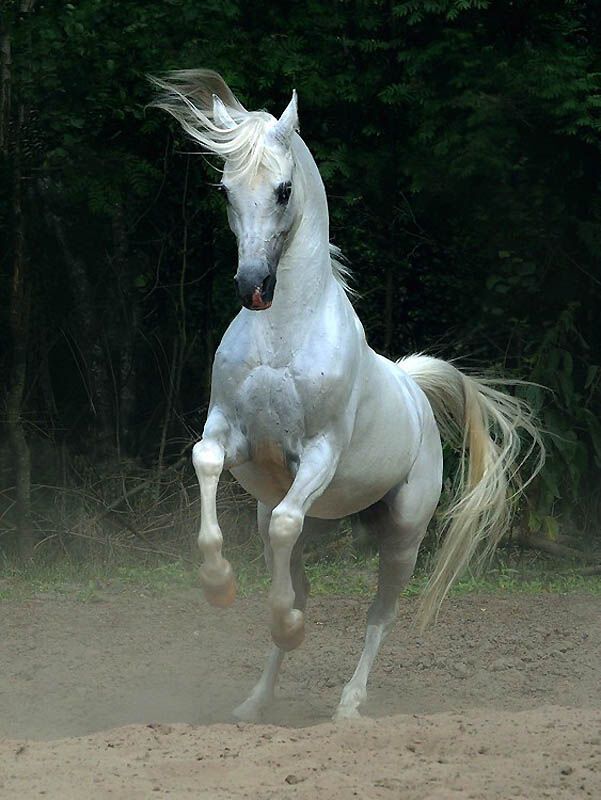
[235,264,276,311]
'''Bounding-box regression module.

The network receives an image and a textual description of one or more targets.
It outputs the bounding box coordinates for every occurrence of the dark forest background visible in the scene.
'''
[1,0,600,563]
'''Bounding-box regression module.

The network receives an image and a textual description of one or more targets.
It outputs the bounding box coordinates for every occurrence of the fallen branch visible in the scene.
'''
[559,564,601,577]
[56,527,193,564]
[520,534,596,563]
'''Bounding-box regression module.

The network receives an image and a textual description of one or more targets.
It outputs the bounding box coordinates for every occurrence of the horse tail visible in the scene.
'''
[397,354,545,630]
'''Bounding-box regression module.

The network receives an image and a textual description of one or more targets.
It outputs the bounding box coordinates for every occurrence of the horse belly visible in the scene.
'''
[230,441,294,510]
[309,441,413,518]
[309,481,392,518]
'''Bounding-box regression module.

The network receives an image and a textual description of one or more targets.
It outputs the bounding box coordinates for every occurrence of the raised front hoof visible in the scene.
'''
[203,578,236,608]
[199,564,236,608]
[271,610,305,652]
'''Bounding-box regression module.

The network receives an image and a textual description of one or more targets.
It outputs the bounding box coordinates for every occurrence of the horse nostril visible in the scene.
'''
[261,275,271,294]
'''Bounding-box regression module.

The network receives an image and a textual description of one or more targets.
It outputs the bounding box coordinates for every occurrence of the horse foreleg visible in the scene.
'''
[232,644,285,722]
[234,509,333,721]
[192,437,236,607]
[234,503,285,721]
[268,437,338,651]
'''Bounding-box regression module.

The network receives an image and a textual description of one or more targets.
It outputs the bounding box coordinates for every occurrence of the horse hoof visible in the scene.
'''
[271,610,305,651]
[232,698,264,724]
[201,574,236,608]
[333,706,362,722]
[199,560,236,608]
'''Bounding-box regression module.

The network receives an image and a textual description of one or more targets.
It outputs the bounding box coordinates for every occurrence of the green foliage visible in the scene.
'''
[1,0,600,549]
[516,304,601,535]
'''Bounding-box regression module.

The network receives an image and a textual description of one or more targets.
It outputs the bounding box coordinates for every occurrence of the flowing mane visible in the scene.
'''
[151,70,288,180]
[151,70,355,295]
[329,244,356,297]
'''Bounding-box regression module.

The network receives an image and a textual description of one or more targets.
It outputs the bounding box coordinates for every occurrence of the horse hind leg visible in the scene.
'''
[333,502,421,720]
[334,439,442,720]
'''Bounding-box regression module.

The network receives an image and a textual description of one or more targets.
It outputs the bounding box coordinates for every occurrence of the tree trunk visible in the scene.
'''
[202,227,215,399]
[156,156,192,490]
[0,27,11,152]
[119,308,139,456]
[49,213,115,458]
[110,203,138,457]
[383,265,394,354]
[6,103,34,558]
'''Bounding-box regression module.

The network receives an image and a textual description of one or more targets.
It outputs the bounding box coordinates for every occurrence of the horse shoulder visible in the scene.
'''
[292,315,362,398]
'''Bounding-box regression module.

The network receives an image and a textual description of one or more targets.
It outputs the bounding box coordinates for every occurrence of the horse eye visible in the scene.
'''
[276,181,292,205]
[218,183,229,201]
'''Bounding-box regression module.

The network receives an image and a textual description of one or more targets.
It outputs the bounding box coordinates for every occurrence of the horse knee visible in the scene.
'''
[269,508,303,550]
[192,440,223,479]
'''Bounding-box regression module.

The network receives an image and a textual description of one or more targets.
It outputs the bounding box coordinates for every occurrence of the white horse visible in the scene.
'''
[153,71,543,721]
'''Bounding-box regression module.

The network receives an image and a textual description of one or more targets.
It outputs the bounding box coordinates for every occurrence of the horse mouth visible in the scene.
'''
[237,270,276,311]
[248,287,272,311]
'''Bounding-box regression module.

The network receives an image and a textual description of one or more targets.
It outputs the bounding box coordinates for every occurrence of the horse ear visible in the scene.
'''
[271,90,299,143]
[212,94,236,129]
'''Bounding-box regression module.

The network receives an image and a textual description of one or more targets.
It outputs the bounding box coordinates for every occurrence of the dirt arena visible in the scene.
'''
[1,587,600,798]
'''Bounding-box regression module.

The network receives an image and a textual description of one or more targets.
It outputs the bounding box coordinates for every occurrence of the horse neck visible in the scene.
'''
[263,136,336,327]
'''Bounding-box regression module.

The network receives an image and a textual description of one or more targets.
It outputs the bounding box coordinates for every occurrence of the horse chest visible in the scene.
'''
[235,364,306,451]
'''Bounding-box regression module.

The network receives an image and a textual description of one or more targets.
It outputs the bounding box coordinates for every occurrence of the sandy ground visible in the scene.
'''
[0,587,600,798]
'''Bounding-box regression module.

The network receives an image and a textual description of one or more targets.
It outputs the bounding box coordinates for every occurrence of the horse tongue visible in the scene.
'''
[251,288,265,309]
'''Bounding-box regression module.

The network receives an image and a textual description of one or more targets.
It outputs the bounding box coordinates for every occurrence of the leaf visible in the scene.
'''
[585,365,599,390]
[543,516,559,540]
[583,410,601,465]
[528,510,542,533]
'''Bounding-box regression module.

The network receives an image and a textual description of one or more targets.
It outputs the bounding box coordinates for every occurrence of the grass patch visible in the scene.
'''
[0,558,195,602]
[304,555,601,598]
[0,549,600,602]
